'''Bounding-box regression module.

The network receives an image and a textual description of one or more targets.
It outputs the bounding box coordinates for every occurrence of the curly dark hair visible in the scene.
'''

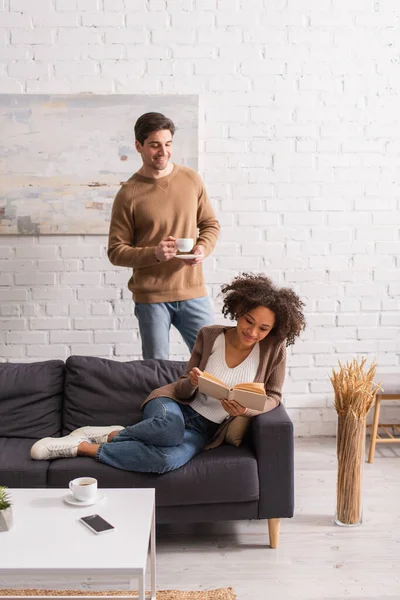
[220,273,306,346]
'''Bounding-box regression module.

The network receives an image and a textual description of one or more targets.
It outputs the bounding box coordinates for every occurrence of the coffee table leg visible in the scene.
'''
[150,503,156,600]
[138,570,145,600]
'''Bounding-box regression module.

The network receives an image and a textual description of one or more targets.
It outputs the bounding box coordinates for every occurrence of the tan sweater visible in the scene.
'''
[143,325,287,449]
[107,164,220,303]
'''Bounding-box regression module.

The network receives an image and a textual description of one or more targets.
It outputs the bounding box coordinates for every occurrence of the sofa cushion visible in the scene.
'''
[0,438,49,487]
[225,416,251,447]
[46,444,259,506]
[0,360,64,438]
[63,356,187,435]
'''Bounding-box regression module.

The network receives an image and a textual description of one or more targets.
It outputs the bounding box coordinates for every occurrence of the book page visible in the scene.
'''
[198,374,229,400]
[233,382,265,394]
[201,371,226,386]
[232,388,268,411]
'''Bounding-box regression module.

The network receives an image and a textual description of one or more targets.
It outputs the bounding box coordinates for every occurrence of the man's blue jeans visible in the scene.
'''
[134,296,213,359]
[96,397,219,474]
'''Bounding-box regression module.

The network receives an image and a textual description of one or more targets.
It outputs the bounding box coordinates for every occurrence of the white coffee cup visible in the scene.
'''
[69,477,98,502]
[176,238,194,253]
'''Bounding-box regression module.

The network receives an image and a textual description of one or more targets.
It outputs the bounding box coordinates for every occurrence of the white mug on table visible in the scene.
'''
[69,477,98,502]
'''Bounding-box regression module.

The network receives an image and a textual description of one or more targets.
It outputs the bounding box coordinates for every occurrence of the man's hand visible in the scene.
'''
[155,236,177,262]
[182,244,205,266]
[189,367,203,387]
[220,398,248,417]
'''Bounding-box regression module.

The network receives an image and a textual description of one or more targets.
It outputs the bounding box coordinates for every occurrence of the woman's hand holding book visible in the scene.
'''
[189,367,203,387]
[220,398,248,417]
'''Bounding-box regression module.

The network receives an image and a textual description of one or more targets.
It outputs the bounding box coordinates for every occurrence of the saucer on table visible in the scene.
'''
[63,491,105,507]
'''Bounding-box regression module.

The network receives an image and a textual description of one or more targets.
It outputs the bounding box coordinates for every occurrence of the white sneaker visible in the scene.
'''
[69,425,124,444]
[30,435,88,460]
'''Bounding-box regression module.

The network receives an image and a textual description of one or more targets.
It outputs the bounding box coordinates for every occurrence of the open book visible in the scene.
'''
[198,371,268,412]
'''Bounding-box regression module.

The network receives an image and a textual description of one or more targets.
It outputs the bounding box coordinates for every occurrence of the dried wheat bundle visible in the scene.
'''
[330,359,381,525]
[331,357,382,419]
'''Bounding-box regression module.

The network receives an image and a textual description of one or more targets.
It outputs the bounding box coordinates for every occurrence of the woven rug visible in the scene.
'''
[0,590,235,599]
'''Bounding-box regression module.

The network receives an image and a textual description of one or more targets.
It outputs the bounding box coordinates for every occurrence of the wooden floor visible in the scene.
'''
[156,437,400,600]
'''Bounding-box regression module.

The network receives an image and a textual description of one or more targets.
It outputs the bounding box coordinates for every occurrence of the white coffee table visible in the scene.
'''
[0,488,155,600]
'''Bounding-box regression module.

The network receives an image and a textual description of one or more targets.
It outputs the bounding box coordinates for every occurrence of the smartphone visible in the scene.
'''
[79,514,115,535]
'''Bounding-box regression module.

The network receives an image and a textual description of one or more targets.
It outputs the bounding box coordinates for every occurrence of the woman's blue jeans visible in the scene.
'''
[96,397,219,474]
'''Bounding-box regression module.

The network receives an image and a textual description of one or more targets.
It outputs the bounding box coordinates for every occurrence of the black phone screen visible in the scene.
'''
[81,514,114,532]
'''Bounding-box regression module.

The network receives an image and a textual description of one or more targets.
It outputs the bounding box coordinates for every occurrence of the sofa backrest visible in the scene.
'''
[0,360,65,438]
[63,356,187,435]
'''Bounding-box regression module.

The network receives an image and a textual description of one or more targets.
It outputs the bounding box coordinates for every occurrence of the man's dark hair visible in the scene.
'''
[134,112,176,145]
[220,273,306,346]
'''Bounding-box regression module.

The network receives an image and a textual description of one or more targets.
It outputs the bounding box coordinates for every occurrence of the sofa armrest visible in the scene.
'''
[250,402,294,519]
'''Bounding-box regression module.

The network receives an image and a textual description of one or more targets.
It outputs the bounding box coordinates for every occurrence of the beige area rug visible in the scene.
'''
[0,590,235,600]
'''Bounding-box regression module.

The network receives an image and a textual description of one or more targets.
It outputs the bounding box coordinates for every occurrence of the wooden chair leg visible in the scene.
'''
[268,518,280,549]
[368,397,381,463]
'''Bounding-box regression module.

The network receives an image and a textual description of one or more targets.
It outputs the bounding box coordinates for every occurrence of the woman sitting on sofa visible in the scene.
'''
[31,273,306,473]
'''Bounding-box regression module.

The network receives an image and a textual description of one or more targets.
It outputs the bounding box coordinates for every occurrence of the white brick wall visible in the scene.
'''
[1,0,399,435]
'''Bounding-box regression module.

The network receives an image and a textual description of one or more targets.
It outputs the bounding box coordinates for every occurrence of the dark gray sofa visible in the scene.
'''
[0,356,294,547]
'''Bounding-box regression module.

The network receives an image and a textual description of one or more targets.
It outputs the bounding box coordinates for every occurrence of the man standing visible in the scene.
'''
[108,112,220,359]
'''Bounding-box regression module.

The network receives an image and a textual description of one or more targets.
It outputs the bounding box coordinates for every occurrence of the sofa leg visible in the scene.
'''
[268,518,280,549]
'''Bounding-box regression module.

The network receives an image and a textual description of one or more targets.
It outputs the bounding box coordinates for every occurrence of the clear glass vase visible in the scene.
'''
[334,415,366,527]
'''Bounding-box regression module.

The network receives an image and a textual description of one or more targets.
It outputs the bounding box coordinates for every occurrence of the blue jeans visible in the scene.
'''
[134,296,213,359]
[96,397,219,474]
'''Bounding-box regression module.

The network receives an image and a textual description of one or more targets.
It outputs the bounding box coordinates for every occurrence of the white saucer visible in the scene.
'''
[63,491,105,507]
[175,254,195,259]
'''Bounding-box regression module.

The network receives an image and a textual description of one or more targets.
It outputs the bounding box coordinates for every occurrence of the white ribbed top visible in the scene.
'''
[190,332,260,424]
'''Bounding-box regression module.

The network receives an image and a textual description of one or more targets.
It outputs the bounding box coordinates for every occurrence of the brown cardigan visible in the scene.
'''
[142,325,287,449]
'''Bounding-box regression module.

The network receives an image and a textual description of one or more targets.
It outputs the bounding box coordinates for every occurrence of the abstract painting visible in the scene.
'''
[0,95,199,234]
